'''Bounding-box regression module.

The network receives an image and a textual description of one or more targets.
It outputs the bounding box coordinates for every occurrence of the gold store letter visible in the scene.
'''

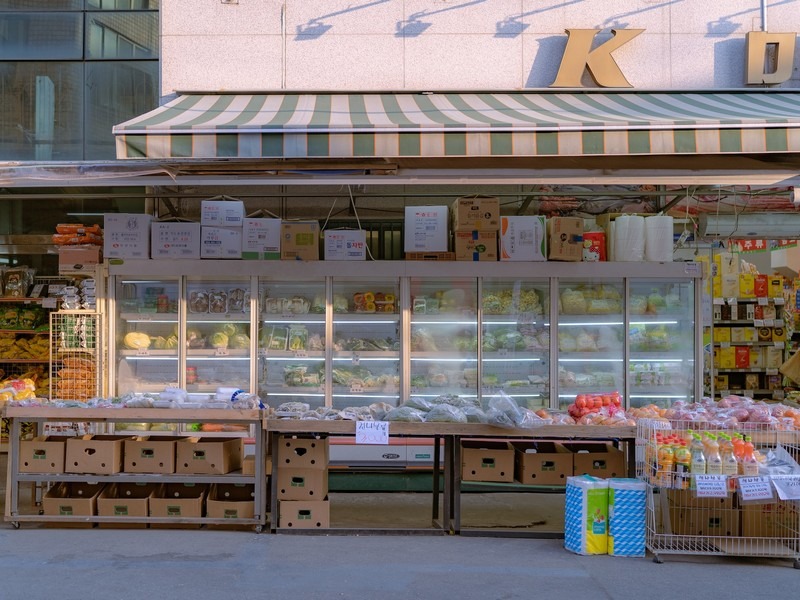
[746,31,797,85]
[551,28,644,88]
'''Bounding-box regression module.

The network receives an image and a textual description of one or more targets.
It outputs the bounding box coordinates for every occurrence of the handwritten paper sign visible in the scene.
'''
[694,474,728,498]
[771,475,800,501]
[355,421,389,445]
[737,476,774,502]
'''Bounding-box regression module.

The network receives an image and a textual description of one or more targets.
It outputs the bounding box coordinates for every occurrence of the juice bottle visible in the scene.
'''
[720,433,739,490]
[731,433,745,462]
[657,440,675,487]
[674,440,692,489]
[704,433,723,475]
[689,433,706,489]
[740,435,760,476]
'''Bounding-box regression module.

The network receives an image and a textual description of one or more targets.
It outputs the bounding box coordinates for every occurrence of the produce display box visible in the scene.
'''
[65,435,130,475]
[512,441,572,486]
[149,483,207,529]
[277,467,329,500]
[19,435,67,474]
[562,442,625,478]
[404,252,455,261]
[279,499,330,529]
[453,231,498,261]
[451,196,500,232]
[206,483,256,525]
[175,437,243,475]
[42,482,105,528]
[124,435,181,474]
[665,490,740,537]
[277,436,329,469]
[461,440,514,483]
[97,483,162,529]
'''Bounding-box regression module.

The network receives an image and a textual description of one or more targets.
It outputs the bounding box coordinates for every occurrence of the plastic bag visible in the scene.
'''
[462,406,489,423]
[384,406,426,422]
[486,391,524,426]
[403,396,433,412]
[424,404,468,423]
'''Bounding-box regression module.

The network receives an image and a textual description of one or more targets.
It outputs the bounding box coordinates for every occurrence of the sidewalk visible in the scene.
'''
[0,527,796,600]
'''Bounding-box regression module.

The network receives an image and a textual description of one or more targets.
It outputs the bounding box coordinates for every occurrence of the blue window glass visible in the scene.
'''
[0,13,83,60]
[86,11,158,59]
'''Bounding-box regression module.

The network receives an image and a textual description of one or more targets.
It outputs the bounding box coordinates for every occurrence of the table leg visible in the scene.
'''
[270,432,279,532]
[432,435,441,523]
[451,436,461,534]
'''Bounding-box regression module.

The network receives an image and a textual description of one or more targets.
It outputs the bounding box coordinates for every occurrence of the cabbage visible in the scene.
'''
[230,333,250,349]
[123,332,151,350]
[218,323,238,337]
[164,335,179,349]
[209,332,229,349]
[150,336,167,349]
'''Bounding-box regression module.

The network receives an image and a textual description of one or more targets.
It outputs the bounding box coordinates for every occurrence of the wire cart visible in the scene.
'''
[636,418,800,568]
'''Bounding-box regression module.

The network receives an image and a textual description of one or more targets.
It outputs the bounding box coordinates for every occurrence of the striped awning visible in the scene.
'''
[113,91,800,160]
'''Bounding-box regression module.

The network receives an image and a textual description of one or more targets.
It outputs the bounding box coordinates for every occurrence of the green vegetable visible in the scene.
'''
[123,332,151,350]
[229,333,250,349]
[218,323,238,337]
[209,332,229,349]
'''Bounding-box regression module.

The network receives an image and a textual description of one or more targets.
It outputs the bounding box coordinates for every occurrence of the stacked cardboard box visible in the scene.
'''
[451,197,499,261]
[175,437,243,475]
[149,483,208,529]
[97,483,162,529]
[201,199,245,259]
[461,440,514,482]
[561,442,625,478]
[278,436,330,528]
[512,441,572,485]
[124,436,180,474]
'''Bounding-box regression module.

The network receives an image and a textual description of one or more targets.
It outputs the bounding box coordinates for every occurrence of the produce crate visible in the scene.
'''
[404,252,455,261]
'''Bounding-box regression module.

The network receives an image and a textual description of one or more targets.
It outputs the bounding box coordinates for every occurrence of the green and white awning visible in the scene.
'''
[113,91,800,160]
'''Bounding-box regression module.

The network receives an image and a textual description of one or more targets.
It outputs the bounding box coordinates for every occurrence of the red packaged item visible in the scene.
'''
[754,274,768,297]
[582,231,606,262]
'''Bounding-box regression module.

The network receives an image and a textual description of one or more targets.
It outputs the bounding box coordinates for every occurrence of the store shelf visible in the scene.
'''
[713,297,784,304]
[332,351,399,360]
[0,329,49,335]
[186,313,250,322]
[0,358,49,364]
[711,341,786,347]
[558,314,624,325]
[119,312,179,322]
[332,313,399,321]
[0,297,46,304]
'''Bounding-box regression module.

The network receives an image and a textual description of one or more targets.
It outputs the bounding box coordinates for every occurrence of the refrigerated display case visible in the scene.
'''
[108,261,702,415]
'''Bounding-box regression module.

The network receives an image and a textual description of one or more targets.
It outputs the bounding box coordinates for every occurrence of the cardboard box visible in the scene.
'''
[715,327,731,343]
[200,199,245,227]
[175,437,243,475]
[124,436,178,474]
[324,229,367,261]
[206,483,255,521]
[721,275,739,299]
[42,482,104,527]
[97,483,161,529]
[757,327,773,342]
[719,347,736,369]
[739,273,755,298]
[242,218,281,260]
[735,345,750,368]
[19,436,67,473]
[740,503,793,538]
[281,220,320,261]
[242,455,256,476]
[58,245,101,271]
[665,490,739,536]
[277,436,329,469]
[563,442,625,478]
[279,499,330,529]
[766,347,785,368]
[65,435,128,475]
[461,440,514,483]
[151,222,201,259]
[200,226,243,259]
[453,231,497,261]
[404,206,449,252]
[744,373,761,390]
[512,441,572,486]
[451,196,500,231]
[149,483,207,527]
[714,375,729,390]
[499,215,546,261]
[104,213,152,259]
[716,252,740,278]
[547,217,583,262]
[749,347,764,368]
[769,276,784,298]
[730,327,746,343]
[773,327,786,342]
[277,467,329,500]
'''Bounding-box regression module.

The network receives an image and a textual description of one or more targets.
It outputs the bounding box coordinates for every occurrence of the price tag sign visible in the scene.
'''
[766,368,779,375]
[41,297,58,309]
[764,319,775,327]
[138,314,153,321]
[775,297,785,305]
[352,353,360,366]
[737,476,774,502]
[355,421,389,445]
[258,349,268,358]
[214,347,229,357]
[293,350,308,358]
[771,475,800,500]
[720,342,730,349]
[758,297,769,306]
[136,348,150,356]
[776,319,785,327]
[754,319,765,327]
[713,297,724,305]
[720,389,730,396]
[519,311,536,324]
[774,341,785,349]
[694,475,728,498]
[349,381,364,394]
[497,348,509,357]
[727,298,738,307]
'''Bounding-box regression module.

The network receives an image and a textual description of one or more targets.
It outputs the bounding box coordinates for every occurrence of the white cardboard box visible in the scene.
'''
[500,216,546,261]
[201,200,245,227]
[201,226,243,259]
[324,230,367,261]
[242,218,281,260]
[404,206,449,253]
[104,214,152,259]
[151,222,201,259]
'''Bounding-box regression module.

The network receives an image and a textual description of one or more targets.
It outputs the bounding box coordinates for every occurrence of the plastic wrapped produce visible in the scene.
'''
[384,406,426,422]
[403,396,433,412]
[462,406,489,423]
[486,391,524,427]
[425,404,468,423]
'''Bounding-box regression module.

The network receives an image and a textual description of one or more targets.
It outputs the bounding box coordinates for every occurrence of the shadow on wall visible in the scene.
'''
[601,0,684,30]
[396,0,487,38]
[526,35,568,88]
[494,0,585,39]
[295,0,391,40]
[713,38,746,87]
[706,0,798,38]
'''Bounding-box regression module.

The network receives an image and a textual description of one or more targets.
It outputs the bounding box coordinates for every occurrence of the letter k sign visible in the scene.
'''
[551,29,645,88]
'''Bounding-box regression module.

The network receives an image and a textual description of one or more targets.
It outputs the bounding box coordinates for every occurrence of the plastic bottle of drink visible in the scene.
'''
[674,440,692,489]
[704,433,723,475]
[689,433,706,489]
[657,440,675,487]
[740,435,760,476]
[731,433,745,462]
[720,433,739,490]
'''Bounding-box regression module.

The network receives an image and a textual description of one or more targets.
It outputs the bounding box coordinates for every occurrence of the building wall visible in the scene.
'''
[161,0,800,96]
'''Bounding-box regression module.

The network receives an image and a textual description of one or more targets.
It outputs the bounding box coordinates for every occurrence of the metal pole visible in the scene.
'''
[761,0,768,31]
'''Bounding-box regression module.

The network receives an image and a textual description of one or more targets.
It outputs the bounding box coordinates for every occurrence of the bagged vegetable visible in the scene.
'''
[384,406,426,422]
[424,404,468,423]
